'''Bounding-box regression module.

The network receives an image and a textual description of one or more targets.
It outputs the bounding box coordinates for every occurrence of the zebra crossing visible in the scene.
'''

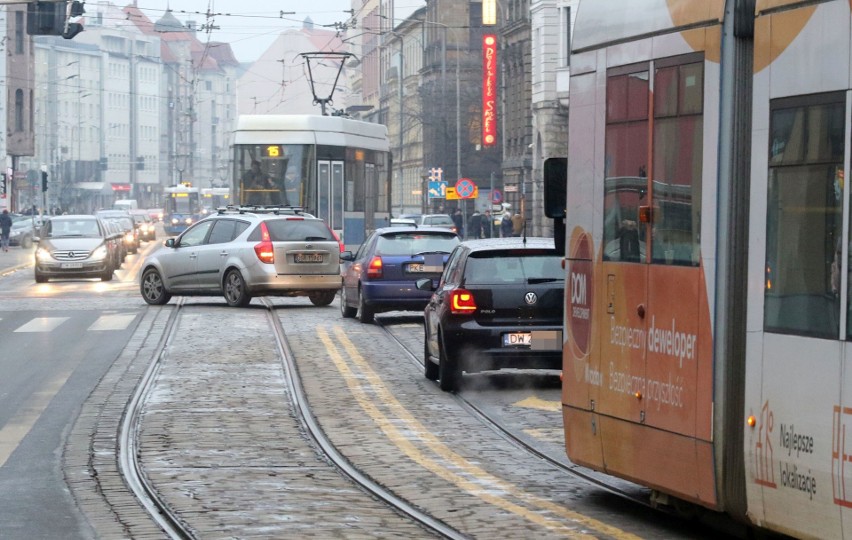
[2,313,139,333]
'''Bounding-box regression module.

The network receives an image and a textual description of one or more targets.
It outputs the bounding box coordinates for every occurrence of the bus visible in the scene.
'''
[546,1,852,537]
[162,184,202,236]
[230,114,391,249]
[200,187,231,216]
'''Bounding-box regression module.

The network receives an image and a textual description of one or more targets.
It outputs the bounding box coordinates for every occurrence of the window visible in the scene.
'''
[15,89,24,132]
[15,11,23,54]
[602,56,703,266]
[764,93,844,339]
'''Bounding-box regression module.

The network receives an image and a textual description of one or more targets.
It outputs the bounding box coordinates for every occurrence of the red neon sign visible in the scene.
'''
[482,34,498,147]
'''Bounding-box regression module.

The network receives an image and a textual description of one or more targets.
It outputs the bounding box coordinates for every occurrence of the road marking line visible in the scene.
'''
[14,317,69,332]
[0,368,75,467]
[321,325,640,540]
[88,314,137,331]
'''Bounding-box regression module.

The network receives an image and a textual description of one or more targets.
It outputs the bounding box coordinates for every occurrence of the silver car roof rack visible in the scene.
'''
[217,205,310,216]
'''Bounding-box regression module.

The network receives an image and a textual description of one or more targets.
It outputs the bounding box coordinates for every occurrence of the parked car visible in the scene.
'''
[340,226,460,323]
[418,237,564,391]
[8,217,44,248]
[33,215,115,282]
[139,207,342,307]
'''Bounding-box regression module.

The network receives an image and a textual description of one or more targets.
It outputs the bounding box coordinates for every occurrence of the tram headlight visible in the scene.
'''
[171,218,179,225]
[185,217,193,225]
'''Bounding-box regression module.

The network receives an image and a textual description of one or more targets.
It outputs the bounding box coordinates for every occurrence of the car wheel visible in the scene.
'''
[101,268,113,281]
[424,332,439,381]
[34,269,48,284]
[223,269,252,307]
[356,286,375,324]
[309,291,336,307]
[340,287,356,318]
[438,330,461,392]
[140,268,171,305]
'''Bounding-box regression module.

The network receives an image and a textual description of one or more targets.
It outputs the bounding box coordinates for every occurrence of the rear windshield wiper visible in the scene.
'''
[527,277,564,284]
[414,250,450,256]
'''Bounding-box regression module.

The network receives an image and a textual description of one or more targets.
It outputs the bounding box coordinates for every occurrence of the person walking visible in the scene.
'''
[467,210,482,239]
[511,212,525,237]
[451,208,464,238]
[0,209,12,252]
[481,209,494,238]
[500,211,513,238]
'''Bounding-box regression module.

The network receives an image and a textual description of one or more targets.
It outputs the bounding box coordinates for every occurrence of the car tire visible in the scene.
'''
[438,331,461,392]
[309,291,336,307]
[140,268,171,305]
[356,286,375,324]
[34,270,48,284]
[101,268,113,281]
[340,287,356,318]
[223,269,252,307]
[424,333,439,381]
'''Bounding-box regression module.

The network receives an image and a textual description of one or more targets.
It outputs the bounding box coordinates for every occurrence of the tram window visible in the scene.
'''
[603,70,649,263]
[652,61,703,267]
[764,96,844,339]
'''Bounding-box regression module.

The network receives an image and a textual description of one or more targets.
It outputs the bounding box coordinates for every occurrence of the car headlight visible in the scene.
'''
[36,247,53,262]
[92,245,108,260]
[125,232,134,243]
[185,218,192,225]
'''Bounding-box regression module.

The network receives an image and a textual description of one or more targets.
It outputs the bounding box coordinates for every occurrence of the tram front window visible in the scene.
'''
[764,95,844,339]
[234,144,314,209]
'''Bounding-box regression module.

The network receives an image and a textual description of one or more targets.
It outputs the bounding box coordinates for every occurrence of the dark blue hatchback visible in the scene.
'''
[340,227,460,323]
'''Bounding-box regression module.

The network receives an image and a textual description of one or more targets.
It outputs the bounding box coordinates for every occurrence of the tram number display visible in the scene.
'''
[264,145,284,158]
[294,252,323,263]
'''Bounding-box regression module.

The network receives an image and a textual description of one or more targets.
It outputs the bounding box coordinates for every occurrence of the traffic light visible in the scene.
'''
[41,171,48,193]
[26,1,84,40]
[0,174,6,197]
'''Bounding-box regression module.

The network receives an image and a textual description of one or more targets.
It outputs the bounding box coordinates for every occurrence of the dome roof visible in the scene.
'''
[153,9,184,33]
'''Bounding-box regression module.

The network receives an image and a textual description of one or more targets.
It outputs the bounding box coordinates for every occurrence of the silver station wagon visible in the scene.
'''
[139,206,342,307]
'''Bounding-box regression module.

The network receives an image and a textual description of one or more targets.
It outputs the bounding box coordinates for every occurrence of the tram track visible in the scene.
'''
[374,316,657,511]
[119,298,465,539]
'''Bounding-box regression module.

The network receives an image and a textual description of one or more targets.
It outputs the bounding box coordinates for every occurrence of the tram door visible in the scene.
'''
[318,160,344,237]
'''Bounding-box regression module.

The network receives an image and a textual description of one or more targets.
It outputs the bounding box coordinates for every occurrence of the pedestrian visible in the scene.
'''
[500,212,513,238]
[467,209,482,239]
[512,212,525,237]
[452,208,464,238]
[0,209,12,252]
[481,209,494,238]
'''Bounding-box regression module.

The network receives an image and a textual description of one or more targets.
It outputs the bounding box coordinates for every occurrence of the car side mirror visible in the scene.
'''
[340,250,354,262]
[164,238,176,248]
[415,278,435,292]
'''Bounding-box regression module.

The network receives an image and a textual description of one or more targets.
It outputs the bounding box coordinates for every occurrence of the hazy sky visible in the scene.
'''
[133,1,354,62]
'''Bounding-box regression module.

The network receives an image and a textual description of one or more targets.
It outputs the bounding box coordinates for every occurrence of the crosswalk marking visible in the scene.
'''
[88,314,136,331]
[14,317,69,333]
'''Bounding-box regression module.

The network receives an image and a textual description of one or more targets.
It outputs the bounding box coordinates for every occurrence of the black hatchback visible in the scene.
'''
[418,237,564,391]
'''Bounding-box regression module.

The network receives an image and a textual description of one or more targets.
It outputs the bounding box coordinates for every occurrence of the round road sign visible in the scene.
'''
[455,178,476,199]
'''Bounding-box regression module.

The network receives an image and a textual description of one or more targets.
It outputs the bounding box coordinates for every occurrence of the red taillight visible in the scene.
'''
[254,222,275,264]
[450,289,477,314]
[367,256,383,278]
[329,227,344,253]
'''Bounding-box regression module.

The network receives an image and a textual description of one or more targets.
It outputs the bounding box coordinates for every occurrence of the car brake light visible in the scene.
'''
[254,222,275,264]
[367,256,383,278]
[450,289,477,314]
[329,227,344,253]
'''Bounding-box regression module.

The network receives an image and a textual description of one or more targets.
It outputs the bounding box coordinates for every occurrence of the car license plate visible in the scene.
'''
[503,332,531,346]
[295,253,323,263]
[60,262,84,269]
[407,263,425,272]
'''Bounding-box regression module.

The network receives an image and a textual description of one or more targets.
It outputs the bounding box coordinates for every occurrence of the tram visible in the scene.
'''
[200,187,231,215]
[162,184,202,236]
[549,1,852,537]
[231,114,391,248]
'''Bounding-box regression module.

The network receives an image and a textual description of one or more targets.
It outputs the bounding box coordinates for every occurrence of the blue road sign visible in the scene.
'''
[428,181,447,199]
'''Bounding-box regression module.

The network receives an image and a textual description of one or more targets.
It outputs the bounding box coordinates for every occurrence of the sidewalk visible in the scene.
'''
[0,245,34,274]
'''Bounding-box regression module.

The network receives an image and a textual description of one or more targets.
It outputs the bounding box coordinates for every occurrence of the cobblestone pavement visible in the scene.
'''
[62,295,721,539]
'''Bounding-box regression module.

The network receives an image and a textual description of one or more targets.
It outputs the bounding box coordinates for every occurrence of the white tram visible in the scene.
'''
[555,0,852,537]
[231,115,392,249]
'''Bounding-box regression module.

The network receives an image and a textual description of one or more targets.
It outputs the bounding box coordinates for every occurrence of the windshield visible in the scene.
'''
[376,233,459,256]
[464,252,563,285]
[234,144,313,208]
[46,219,101,238]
